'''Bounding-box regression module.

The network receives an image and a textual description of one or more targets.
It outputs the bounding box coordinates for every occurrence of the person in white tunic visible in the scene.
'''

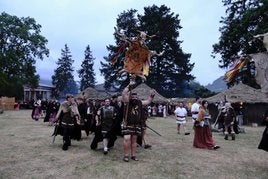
[191,97,201,122]
[174,102,190,135]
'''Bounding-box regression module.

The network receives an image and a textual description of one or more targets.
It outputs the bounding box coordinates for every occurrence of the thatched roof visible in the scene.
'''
[76,87,110,100]
[169,98,196,105]
[131,83,168,103]
[206,83,268,103]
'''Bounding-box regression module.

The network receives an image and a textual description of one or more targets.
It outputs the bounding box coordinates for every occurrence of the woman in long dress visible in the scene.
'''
[193,100,220,150]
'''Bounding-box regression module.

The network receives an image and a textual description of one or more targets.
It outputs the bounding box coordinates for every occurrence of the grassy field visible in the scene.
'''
[0,110,267,179]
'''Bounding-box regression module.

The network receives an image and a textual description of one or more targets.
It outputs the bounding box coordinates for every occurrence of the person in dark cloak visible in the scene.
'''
[107,95,123,149]
[88,100,98,133]
[55,94,80,151]
[91,98,116,154]
[137,105,152,149]
[44,99,53,123]
[77,97,88,136]
[223,102,236,140]
[258,109,268,152]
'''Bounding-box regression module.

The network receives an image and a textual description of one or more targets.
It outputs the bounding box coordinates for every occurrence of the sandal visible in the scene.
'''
[213,145,220,150]
[131,156,139,161]
[123,156,129,162]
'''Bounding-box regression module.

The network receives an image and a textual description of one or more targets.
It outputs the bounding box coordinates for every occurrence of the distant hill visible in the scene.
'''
[205,76,227,92]
[39,79,53,86]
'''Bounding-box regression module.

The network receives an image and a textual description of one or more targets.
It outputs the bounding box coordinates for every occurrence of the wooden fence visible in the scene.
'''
[0,97,15,110]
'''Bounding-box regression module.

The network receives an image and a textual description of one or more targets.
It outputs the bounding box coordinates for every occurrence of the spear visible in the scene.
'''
[146,124,162,136]
[51,111,63,144]
[122,74,136,126]
[51,124,59,144]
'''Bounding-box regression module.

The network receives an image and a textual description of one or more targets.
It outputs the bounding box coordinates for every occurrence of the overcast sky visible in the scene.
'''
[1,0,226,86]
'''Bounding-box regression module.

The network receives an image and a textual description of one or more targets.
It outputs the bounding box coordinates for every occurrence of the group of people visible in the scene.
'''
[36,87,267,162]
[147,104,167,117]
[189,96,242,149]
[173,97,220,149]
[52,82,156,162]
[53,92,222,159]
[31,99,60,125]
[182,96,268,153]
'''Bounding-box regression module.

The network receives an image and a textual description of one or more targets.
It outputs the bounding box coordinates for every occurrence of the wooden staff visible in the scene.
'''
[122,74,136,126]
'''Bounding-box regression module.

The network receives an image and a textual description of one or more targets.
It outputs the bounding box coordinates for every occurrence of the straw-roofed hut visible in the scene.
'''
[206,83,268,125]
[76,87,110,100]
[169,98,196,105]
[131,83,168,103]
[206,82,268,103]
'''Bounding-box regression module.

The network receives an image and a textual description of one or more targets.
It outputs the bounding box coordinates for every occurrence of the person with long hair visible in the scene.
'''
[193,100,220,150]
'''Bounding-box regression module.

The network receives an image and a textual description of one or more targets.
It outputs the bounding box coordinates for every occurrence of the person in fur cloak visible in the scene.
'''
[55,94,80,151]
[223,102,236,140]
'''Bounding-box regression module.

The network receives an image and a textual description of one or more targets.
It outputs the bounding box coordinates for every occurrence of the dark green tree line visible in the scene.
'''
[52,44,78,98]
[100,5,194,97]
[78,45,96,91]
[0,12,49,99]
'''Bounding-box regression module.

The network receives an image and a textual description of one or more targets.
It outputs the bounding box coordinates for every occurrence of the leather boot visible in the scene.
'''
[224,132,228,140]
[62,143,68,150]
[231,133,235,140]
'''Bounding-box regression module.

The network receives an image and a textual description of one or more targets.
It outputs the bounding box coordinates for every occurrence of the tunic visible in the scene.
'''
[174,107,187,125]
[99,106,115,133]
[122,99,142,135]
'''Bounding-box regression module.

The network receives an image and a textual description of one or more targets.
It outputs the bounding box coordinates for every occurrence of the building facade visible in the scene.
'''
[23,83,55,101]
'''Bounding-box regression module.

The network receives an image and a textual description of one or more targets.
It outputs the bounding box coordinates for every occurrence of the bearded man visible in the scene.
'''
[121,83,156,162]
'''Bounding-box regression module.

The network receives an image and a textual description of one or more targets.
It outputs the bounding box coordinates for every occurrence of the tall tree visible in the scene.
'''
[100,9,139,91]
[212,0,268,87]
[100,6,194,97]
[0,12,49,99]
[52,44,77,98]
[139,5,194,97]
[78,45,96,91]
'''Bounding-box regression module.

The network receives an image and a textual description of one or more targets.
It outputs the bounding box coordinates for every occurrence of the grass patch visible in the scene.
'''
[0,110,267,178]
